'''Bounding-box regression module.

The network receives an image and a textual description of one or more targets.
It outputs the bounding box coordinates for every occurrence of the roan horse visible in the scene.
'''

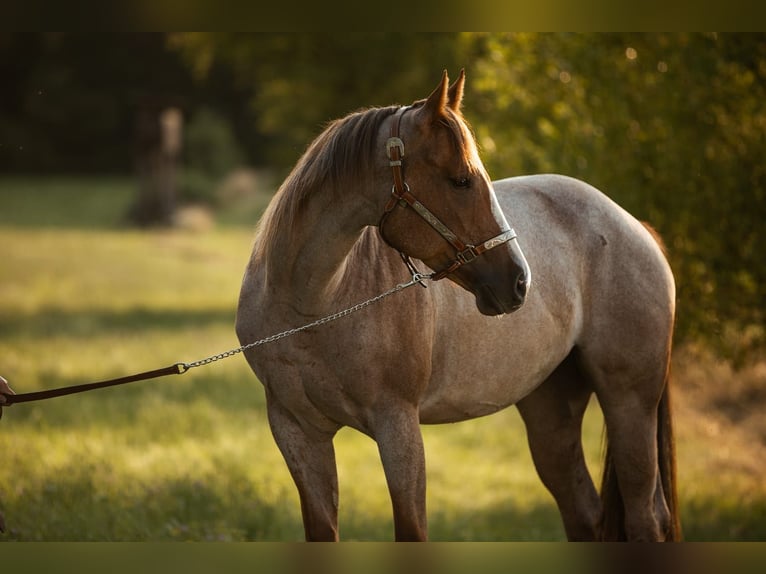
[236,71,679,541]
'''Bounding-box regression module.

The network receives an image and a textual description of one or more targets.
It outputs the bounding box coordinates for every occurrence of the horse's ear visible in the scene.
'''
[418,70,450,122]
[447,69,465,112]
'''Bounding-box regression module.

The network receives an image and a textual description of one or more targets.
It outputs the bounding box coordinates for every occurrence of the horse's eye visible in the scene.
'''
[452,177,472,189]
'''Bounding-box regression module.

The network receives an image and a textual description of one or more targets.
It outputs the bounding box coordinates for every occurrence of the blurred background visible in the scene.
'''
[2,32,763,357]
[1,33,764,540]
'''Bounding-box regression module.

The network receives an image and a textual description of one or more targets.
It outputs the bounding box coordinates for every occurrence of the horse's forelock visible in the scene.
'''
[439,109,483,175]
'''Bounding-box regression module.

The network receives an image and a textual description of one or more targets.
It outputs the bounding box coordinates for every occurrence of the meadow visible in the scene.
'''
[1,177,764,541]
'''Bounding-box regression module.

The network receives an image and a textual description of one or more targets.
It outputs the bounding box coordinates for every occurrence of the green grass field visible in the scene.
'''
[1,177,764,541]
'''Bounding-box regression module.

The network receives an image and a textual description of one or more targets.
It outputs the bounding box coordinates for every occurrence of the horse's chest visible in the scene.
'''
[253,325,426,431]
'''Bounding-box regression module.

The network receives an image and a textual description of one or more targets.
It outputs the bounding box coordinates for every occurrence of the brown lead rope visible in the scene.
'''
[1,363,186,406]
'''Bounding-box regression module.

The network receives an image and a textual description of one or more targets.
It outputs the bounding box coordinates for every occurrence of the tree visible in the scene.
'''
[169,33,463,170]
[462,33,766,360]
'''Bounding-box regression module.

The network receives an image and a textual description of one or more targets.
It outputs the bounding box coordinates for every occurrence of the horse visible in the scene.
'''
[235,70,679,541]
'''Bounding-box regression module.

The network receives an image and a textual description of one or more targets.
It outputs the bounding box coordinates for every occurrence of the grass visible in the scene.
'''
[1,176,765,541]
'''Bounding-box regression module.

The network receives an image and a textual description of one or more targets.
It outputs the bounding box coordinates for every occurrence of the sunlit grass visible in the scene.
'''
[0,189,581,540]
[0,222,305,540]
[1,177,764,541]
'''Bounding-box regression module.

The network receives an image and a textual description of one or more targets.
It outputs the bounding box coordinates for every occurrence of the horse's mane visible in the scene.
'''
[252,101,479,263]
[253,105,399,262]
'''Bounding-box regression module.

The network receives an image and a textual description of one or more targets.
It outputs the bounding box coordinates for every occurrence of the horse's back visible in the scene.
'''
[493,174,674,301]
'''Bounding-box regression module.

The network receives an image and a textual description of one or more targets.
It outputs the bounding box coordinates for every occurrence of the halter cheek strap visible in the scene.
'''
[379,107,517,281]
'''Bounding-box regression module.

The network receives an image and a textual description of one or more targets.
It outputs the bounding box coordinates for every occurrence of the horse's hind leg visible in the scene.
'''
[598,394,669,540]
[583,347,673,541]
[265,392,340,541]
[516,352,601,540]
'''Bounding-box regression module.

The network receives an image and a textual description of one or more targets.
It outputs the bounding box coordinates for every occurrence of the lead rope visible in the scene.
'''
[0,272,431,409]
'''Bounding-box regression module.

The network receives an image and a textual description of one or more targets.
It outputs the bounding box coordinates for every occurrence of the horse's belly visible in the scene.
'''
[418,300,575,424]
[418,348,569,423]
[417,364,549,424]
[418,391,517,423]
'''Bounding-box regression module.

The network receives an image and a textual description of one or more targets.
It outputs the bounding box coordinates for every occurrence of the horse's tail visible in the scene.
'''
[599,371,682,541]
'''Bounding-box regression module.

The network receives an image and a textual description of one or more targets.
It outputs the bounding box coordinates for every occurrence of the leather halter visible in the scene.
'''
[379,107,517,281]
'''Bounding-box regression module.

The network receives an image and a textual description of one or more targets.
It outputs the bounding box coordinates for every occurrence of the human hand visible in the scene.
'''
[0,375,15,419]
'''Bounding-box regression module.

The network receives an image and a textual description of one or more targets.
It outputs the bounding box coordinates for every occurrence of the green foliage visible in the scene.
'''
[171,33,464,170]
[461,33,766,359]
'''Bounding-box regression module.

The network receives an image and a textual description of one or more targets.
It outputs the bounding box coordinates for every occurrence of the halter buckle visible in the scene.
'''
[456,245,478,264]
[386,137,405,164]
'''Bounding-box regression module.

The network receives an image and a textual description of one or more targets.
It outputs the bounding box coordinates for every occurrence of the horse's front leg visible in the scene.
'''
[265,392,340,541]
[374,403,428,541]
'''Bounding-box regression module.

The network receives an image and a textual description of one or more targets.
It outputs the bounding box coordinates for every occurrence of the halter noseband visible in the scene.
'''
[379,107,518,281]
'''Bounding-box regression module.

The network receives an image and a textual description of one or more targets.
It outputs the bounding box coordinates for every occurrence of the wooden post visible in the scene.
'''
[129,105,183,226]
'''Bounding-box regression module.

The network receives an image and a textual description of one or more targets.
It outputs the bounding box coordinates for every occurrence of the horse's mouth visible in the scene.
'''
[475,285,524,316]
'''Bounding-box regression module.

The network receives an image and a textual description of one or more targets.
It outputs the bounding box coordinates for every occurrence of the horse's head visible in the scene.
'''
[379,71,530,316]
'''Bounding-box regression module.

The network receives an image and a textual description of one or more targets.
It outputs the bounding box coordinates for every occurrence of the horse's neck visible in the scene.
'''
[262,185,376,314]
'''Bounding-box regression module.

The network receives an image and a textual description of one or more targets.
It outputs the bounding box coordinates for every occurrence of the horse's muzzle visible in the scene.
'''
[470,239,531,316]
[475,272,528,316]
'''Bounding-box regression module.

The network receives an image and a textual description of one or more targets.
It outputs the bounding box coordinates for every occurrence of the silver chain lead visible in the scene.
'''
[179,272,431,373]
